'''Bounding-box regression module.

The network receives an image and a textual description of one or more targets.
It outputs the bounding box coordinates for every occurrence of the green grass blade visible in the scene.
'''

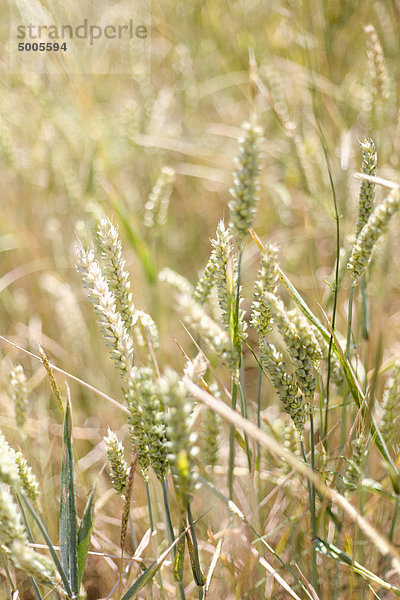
[120,534,184,600]
[120,559,159,600]
[0,549,16,591]
[77,485,96,590]
[186,504,205,587]
[172,528,185,582]
[60,397,79,596]
[314,538,400,595]
[20,493,73,597]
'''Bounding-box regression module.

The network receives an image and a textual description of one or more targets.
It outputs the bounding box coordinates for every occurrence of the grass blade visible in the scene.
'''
[314,538,400,595]
[60,396,79,596]
[120,533,184,600]
[77,486,96,590]
[21,493,72,597]
[172,527,185,582]
[186,504,205,586]
[203,538,223,599]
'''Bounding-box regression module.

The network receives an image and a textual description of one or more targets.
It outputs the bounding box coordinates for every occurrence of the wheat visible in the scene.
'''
[347,188,400,285]
[8,364,28,430]
[104,428,129,496]
[229,119,263,243]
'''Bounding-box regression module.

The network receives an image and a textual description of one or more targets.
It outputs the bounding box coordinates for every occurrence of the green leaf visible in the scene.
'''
[172,530,185,582]
[120,532,185,600]
[77,486,96,589]
[185,529,205,586]
[234,429,247,454]
[120,560,159,600]
[59,398,79,595]
[314,537,400,595]
[21,492,72,597]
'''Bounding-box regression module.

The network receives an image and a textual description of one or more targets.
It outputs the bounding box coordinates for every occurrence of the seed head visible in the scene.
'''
[263,292,316,400]
[260,341,307,437]
[15,451,40,504]
[159,267,194,296]
[97,216,134,332]
[76,242,134,380]
[201,384,221,471]
[347,188,400,285]
[381,361,400,450]
[343,433,368,494]
[127,368,169,481]
[250,244,279,337]
[159,369,198,507]
[178,294,238,373]
[355,138,377,237]
[0,431,19,486]
[144,166,175,228]
[8,364,28,430]
[10,540,57,586]
[364,24,391,123]
[0,484,27,546]
[104,429,129,496]
[184,353,208,384]
[229,119,263,243]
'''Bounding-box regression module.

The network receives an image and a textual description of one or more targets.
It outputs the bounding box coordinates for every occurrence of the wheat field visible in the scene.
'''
[1,1,400,599]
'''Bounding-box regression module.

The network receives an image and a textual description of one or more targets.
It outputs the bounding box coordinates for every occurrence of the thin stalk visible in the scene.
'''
[389,495,400,543]
[187,503,203,586]
[256,364,262,475]
[376,494,400,594]
[335,287,355,592]
[52,589,62,600]
[309,410,317,532]
[308,53,341,446]
[301,435,318,593]
[14,495,45,600]
[238,372,252,472]
[161,482,186,600]
[317,373,324,449]
[361,274,370,395]
[145,480,155,532]
[340,286,355,450]
[228,248,244,498]
[0,550,16,591]
[146,479,166,600]
[228,379,238,501]
[15,492,34,540]
[309,408,319,592]
[129,515,138,552]
[373,494,400,589]
[360,273,369,341]
[256,367,262,460]
[20,493,73,597]
[161,479,175,553]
